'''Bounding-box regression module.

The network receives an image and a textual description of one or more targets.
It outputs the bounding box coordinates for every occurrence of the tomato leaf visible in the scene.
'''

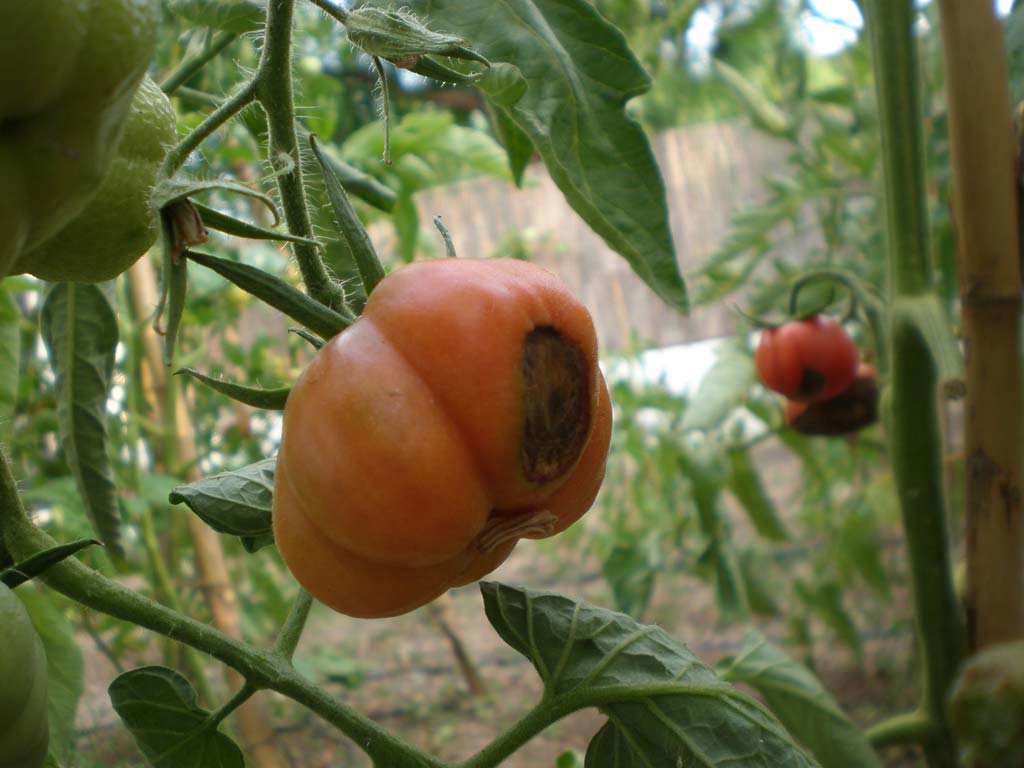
[0,285,19,443]
[373,0,687,311]
[167,0,265,34]
[175,367,290,411]
[109,666,244,768]
[1,539,102,589]
[169,459,275,553]
[192,202,320,249]
[40,283,122,557]
[717,631,883,768]
[727,446,789,541]
[16,583,84,765]
[681,340,756,432]
[795,580,863,657]
[480,582,817,767]
[185,250,353,338]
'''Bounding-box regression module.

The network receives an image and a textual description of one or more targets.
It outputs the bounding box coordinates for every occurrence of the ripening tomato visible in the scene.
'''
[784,363,878,436]
[272,257,613,618]
[755,315,858,402]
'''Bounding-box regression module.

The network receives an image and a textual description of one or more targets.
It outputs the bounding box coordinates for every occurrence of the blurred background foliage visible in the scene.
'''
[2,0,980,761]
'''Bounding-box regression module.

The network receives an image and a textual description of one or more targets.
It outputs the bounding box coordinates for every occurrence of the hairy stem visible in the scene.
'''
[162,80,259,177]
[0,448,447,768]
[161,31,240,95]
[257,0,344,310]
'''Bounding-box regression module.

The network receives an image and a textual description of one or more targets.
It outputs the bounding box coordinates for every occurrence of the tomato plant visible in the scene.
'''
[755,315,859,402]
[12,75,178,282]
[0,584,49,768]
[0,0,160,279]
[274,257,613,617]
[0,0,1018,766]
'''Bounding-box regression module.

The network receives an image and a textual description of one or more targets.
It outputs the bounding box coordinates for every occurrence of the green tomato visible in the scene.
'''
[0,0,160,277]
[15,75,178,282]
[0,585,49,768]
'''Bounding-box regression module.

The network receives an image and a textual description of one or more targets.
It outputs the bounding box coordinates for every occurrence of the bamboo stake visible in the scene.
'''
[128,257,287,768]
[937,0,1024,649]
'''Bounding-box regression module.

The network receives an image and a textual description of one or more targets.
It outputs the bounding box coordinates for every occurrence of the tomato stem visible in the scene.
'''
[257,0,346,311]
[863,0,963,761]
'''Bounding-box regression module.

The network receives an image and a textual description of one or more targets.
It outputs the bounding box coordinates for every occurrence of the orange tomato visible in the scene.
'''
[755,315,859,402]
[273,258,612,618]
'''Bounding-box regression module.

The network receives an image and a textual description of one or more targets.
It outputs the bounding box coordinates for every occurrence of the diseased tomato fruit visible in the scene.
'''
[755,315,858,402]
[0,0,160,278]
[12,75,177,282]
[273,258,613,618]
[784,363,878,436]
[0,585,49,768]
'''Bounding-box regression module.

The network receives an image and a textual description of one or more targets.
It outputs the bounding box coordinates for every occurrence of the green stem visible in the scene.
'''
[866,710,934,748]
[161,31,239,95]
[161,79,259,177]
[862,0,963,762]
[209,681,258,729]
[274,588,313,660]
[257,0,344,310]
[0,449,447,768]
[307,0,350,24]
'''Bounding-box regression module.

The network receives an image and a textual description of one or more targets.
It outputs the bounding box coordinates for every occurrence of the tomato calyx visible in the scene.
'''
[475,509,559,553]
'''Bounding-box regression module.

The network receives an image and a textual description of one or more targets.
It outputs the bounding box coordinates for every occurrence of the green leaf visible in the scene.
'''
[169,459,276,553]
[152,178,279,222]
[193,202,320,249]
[1,540,102,588]
[175,368,290,410]
[0,285,19,443]
[40,283,122,556]
[389,0,687,311]
[309,135,387,296]
[16,584,84,764]
[718,631,882,768]
[486,99,534,187]
[680,341,756,432]
[727,446,788,541]
[796,580,862,657]
[481,583,817,767]
[393,194,420,262]
[185,250,352,339]
[109,666,244,767]
[601,536,659,618]
[167,0,265,34]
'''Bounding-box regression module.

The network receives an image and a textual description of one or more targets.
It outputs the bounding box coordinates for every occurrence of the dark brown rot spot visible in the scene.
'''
[797,367,826,399]
[520,326,591,483]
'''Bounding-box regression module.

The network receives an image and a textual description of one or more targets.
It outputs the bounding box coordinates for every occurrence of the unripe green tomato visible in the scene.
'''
[14,75,178,282]
[0,585,49,768]
[0,0,160,277]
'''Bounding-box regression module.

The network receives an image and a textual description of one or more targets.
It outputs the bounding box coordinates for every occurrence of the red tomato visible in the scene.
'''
[755,316,858,402]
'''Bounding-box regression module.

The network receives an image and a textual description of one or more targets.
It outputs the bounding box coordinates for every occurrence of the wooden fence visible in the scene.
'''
[371,119,795,352]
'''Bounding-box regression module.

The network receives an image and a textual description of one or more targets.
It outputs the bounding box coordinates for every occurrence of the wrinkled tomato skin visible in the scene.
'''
[273,258,613,619]
[755,316,858,402]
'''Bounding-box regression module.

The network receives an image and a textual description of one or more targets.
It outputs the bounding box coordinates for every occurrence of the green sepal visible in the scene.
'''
[345,7,489,67]
[185,250,352,339]
[175,367,290,410]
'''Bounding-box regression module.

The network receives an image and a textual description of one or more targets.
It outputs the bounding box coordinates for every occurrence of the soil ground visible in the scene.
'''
[71,533,924,768]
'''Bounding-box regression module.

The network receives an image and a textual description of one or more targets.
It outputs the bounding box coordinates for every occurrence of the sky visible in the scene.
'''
[689,0,1016,59]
